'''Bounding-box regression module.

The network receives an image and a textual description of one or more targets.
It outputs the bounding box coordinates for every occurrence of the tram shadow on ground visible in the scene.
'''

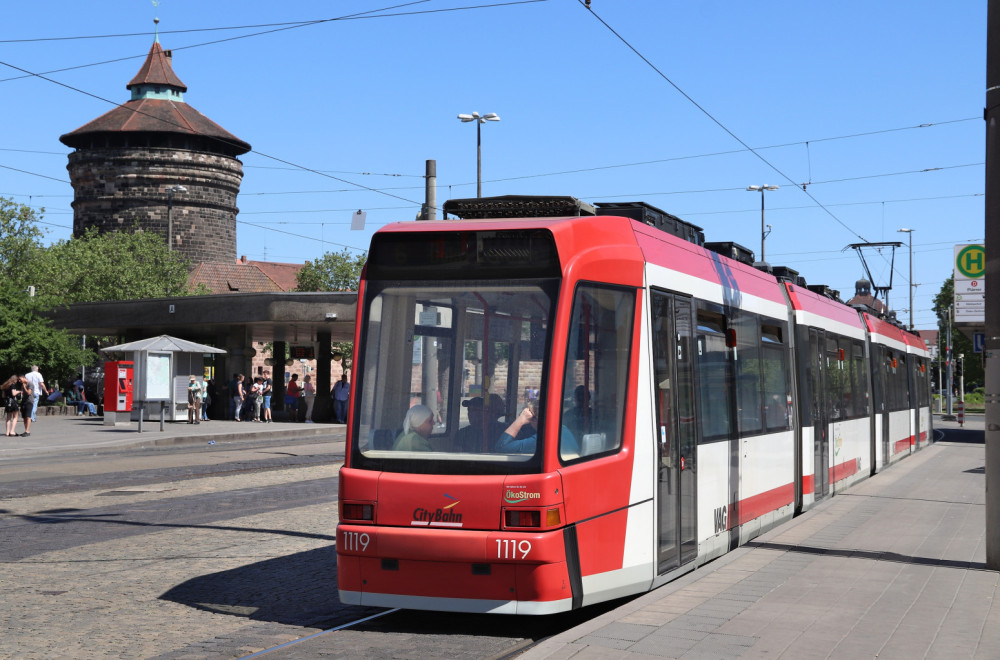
[161,544,635,642]
[347,595,638,644]
[160,545,377,628]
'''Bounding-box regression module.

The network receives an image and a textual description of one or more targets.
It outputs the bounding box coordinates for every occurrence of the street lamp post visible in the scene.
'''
[897,228,915,330]
[746,185,778,263]
[457,112,500,197]
[166,184,187,252]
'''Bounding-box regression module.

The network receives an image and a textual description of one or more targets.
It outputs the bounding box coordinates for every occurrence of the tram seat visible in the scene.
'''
[580,432,607,457]
[369,429,398,450]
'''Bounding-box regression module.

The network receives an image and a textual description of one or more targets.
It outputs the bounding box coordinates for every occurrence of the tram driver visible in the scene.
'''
[453,394,507,453]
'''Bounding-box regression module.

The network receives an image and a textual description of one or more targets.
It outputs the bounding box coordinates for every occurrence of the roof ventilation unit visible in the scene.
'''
[772,266,807,287]
[593,201,705,246]
[807,284,841,301]
[704,241,755,266]
[443,195,596,219]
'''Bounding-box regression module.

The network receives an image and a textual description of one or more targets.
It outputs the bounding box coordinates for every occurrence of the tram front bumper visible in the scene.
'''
[337,523,574,614]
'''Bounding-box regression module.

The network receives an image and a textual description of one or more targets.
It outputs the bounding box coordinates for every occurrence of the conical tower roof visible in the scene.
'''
[59,41,250,156]
[126,40,187,91]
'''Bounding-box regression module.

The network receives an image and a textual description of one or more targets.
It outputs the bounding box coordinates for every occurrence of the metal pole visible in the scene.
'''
[985,0,1000,569]
[476,121,482,198]
[422,159,437,221]
[947,305,954,416]
[908,233,914,330]
[960,354,966,399]
[760,189,766,263]
[167,189,173,252]
[938,354,944,412]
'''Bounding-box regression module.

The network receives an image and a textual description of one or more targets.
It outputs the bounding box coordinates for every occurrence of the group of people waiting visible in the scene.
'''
[227,370,275,423]
[221,370,351,424]
[2,365,53,437]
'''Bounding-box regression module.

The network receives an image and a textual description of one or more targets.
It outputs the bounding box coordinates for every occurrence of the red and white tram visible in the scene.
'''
[337,196,932,614]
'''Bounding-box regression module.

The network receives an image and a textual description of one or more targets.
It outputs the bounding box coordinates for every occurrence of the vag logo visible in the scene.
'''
[713,505,728,533]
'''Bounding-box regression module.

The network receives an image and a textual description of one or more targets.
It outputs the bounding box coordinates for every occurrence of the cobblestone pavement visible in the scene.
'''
[0,461,374,659]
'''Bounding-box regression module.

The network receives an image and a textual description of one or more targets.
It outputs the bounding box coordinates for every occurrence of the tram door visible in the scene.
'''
[809,329,830,499]
[652,291,698,573]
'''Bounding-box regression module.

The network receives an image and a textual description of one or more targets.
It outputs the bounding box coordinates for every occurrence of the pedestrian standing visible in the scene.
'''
[24,365,48,423]
[250,376,264,421]
[200,378,210,421]
[2,375,23,437]
[261,369,273,423]
[17,376,34,436]
[302,374,316,423]
[286,373,301,422]
[231,373,245,421]
[187,375,202,424]
[332,374,350,424]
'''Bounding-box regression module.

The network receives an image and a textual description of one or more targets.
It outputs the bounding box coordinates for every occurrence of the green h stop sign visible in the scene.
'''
[956,245,985,279]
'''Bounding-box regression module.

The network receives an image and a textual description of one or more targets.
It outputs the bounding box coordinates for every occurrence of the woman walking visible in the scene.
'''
[2,375,24,437]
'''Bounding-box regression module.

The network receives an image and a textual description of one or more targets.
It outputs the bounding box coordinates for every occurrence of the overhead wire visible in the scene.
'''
[0,0,549,83]
[577,0,876,244]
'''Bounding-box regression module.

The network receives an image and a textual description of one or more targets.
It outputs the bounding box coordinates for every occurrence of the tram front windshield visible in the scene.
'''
[353,279,557,473]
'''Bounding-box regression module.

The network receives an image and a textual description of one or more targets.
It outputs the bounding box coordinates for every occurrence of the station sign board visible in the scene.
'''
[954,244,985,323]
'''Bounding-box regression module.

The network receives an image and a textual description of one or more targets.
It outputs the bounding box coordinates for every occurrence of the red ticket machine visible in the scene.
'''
[104,360,134,412]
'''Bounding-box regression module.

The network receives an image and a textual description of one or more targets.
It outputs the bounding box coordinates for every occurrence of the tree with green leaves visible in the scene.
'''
[932,276,984,391]
[26,224,196,305]
[0,198,93,377]
[295,248,366,292]
[0,197,200,380]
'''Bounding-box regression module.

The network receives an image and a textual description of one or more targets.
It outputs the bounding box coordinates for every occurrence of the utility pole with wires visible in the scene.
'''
[983,0,1000,570]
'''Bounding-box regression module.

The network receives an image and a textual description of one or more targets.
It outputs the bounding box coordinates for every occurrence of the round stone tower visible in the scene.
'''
[59,38,251,265]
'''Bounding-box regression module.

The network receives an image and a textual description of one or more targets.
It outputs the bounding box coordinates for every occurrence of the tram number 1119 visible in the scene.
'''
[342,530,370,552]
[497,539,532,560]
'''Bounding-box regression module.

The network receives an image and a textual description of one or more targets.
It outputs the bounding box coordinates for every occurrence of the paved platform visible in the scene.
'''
[0,412,335,461]
[525,417,998,660]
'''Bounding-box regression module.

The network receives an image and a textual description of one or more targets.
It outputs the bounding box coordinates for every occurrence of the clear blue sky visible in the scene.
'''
[1,1,986,329]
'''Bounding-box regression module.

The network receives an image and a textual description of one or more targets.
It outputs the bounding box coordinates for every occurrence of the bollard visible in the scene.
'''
[957,400,965,427]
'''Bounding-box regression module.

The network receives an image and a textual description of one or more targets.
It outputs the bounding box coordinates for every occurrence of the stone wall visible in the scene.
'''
[66,146,243,264]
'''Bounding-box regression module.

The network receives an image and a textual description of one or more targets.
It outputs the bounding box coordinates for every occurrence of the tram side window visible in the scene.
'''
[918,358,930,406]
[851,341,870,417]
[734,314,762,435]
[825,337,848,420]
[886,351,909,412]
[559,284,635,461]
[696,311,732,441]
[761,324,790,431]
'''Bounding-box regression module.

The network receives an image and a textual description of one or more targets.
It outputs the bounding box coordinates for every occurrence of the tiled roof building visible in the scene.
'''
[188,257,304,294]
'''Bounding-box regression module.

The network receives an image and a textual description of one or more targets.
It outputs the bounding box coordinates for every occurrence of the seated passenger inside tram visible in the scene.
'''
[496,401,579,455]
[392,404,435,451]
[453,394,507,453]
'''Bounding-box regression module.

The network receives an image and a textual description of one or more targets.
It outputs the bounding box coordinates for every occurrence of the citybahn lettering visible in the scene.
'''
[412,507,464,526]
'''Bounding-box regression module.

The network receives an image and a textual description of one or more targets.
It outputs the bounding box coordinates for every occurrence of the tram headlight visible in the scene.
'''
[342,502,374,522]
